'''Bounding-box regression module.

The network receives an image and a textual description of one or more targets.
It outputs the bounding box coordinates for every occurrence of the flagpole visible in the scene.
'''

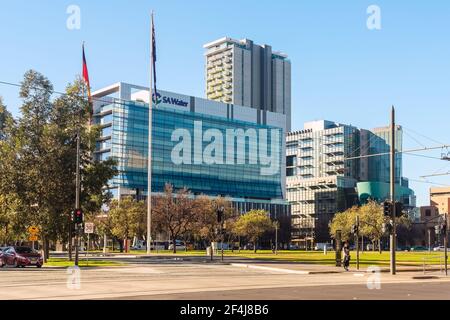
[146,12,154,254]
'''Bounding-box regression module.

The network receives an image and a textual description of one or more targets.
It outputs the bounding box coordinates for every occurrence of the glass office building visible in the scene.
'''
[93,83,291,244]
[287,120,415,245]
[366,126,403,184]
[96,99,283,199]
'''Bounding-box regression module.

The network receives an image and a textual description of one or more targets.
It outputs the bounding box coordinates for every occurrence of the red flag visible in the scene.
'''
[82,43,92,121]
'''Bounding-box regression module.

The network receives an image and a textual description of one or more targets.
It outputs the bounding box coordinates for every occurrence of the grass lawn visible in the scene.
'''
[105,249,446,267]
[84,248,447,267]
[221,250,446,267]
[45,258,124,268]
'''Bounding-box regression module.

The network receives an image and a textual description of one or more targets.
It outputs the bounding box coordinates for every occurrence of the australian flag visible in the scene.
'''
[151,14,157,101]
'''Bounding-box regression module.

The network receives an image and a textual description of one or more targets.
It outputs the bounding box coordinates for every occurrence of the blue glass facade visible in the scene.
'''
[95,100,283,200]
[367,126,403,184]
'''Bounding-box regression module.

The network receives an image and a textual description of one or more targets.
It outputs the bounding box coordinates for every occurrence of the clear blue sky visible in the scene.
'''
[1,0,449,206]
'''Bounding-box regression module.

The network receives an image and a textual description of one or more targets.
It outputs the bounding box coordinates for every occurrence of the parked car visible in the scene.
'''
[397,246,411,252]
[433,246,450,252]
[314,243,333,251]
[0,248,6,267]
[168,241,186,251]
[411,246,428,251]
[131,240,146,250]
[2,246,43,268]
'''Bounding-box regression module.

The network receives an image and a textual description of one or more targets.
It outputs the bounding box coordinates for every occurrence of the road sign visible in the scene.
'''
[29,235,38,241]
[84,222,94,234]
[28,226,39,235]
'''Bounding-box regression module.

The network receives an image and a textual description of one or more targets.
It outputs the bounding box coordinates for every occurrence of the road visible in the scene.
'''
[130,282,450,300]
[1,258,450,300]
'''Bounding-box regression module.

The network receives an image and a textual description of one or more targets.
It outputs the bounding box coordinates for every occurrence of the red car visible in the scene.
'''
[2,246,43,268]
[0,248,6,267]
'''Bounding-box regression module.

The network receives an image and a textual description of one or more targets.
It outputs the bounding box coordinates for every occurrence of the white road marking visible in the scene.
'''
[230,263,310,274]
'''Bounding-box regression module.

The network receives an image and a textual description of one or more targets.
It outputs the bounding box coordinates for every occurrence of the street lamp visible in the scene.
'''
[217,205,225,262]
[274,220,279,255]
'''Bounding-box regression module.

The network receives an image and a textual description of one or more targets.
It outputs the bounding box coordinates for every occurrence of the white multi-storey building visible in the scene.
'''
[204,37,291,131]
[286,120,360,245]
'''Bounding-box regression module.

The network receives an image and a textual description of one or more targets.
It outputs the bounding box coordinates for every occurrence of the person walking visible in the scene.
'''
[342,242,351,271]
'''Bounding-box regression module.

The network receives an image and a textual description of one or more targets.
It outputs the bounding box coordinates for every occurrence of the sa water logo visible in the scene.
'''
[152,92,162,105]
[152,92,189,107]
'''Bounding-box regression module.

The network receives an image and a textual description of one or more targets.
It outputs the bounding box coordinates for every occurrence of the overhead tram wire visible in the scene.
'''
[403,153,445,161]
[345,129,387,160]
[403,126,447,146]
[288,124,386,160]
[344,145,450,162]
[408,178,450,187]
[0,80,141,109]
[403,130,427,149]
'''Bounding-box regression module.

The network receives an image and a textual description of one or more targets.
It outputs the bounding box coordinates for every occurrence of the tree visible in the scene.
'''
[152,184,196,253]
[233,210,274,253]
[329,206,359,242]
[192,195,236,255]
[330,201,413,253]
[359,200,385,252]
[0,71,116,261]
[13,70,55,259]
[107,197,146,252]
[0,194,25,245]
[0,97,13,141]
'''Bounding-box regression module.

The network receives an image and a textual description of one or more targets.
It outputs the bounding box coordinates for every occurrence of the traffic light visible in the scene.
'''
[217,206,224,224]
[382,220,393,234]
[440,222,447,236]
[435,225,441,236]
[383,201,392,216]
[73,208,83,224]
[395,202,404,217]
[351,224,358,235]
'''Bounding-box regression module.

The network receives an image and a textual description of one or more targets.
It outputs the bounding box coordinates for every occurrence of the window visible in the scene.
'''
[101,126,112,137]
[101,114,113,125]
[100,152,111,161]
[287,168,296,177]
[15,247,33,254]
[286,155,297,167]
[425,209,431,217]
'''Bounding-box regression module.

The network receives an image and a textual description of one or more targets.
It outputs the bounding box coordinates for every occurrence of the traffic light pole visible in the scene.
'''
[74,130,80,267]
[390,106,396,275]
[356,215,360,270]
[221,223,224,262]
[68,218,72,261]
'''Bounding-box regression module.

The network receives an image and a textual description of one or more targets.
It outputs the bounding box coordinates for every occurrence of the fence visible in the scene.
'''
[422,255,446,275]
